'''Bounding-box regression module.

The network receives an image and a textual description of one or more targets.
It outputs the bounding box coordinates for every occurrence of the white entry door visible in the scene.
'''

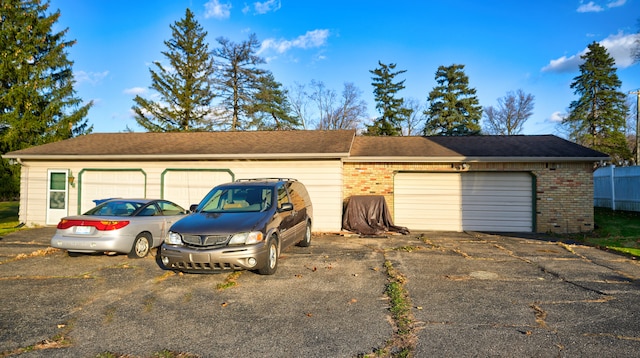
[46,170,68,225]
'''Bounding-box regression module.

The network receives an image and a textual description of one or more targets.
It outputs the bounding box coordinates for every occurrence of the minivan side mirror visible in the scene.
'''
[189,204,199,213]
[279,202,294,212]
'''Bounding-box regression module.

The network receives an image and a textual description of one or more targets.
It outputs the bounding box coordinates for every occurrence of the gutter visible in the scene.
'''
[343,156,611,163]
[2,153,351,161]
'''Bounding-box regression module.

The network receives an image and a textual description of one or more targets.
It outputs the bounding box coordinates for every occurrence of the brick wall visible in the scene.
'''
[343,161,594,234]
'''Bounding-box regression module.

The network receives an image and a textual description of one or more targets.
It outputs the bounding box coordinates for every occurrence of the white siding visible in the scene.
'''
[19,165,47,226]
[228,161,342,232]
[18,160,343,232]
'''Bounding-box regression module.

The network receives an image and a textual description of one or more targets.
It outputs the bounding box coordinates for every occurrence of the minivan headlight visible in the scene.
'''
[166,231,183,245]
[228,232,263,245]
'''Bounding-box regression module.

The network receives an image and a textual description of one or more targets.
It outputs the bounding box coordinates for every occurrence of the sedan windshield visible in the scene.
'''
[198,187,272,213]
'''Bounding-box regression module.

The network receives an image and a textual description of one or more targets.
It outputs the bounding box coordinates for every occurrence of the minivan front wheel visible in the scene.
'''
[258,236,278,275]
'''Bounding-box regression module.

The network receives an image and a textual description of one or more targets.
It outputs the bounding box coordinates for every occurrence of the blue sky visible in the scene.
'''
[49,0,640,135]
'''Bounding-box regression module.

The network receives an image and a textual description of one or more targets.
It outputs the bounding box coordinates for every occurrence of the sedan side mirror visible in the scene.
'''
[279,202,294,212]
[189,204,199,213]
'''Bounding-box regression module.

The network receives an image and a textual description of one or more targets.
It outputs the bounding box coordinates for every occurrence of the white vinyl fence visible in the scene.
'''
[594,165,640,211]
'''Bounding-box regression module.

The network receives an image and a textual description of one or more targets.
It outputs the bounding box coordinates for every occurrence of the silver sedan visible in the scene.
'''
[51,199,188,258]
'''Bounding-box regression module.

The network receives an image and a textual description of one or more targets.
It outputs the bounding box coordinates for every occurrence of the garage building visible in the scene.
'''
[4,130,608,233]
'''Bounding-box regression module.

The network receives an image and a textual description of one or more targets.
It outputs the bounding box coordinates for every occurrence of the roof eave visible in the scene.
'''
[4,153,351,161]
[343,156,611,163]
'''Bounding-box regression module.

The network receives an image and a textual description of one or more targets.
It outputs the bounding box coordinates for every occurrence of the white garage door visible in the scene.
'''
[395,173,462,231]
[162,170,233,210]
[80,170,146,214]
[394,172,533,232]
[461,172,533,232]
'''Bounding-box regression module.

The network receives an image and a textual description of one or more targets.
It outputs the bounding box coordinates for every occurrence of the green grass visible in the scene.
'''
[566,207,640,257]
[0,201,20,235]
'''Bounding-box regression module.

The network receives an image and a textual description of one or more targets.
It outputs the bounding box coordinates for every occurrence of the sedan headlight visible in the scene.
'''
[165,231,183,245]
[228,232,263,245]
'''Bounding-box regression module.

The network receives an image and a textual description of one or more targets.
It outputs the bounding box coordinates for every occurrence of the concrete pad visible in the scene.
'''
[1,228,640,357]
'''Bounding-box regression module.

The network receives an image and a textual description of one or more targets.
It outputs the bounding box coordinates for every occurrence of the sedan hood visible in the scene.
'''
[170,211,270,235]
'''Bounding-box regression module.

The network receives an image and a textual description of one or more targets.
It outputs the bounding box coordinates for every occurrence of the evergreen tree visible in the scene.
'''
[564,41,631,163]
[246,72,300,130]
[424,64,482,136]
[366,61,410,136]
[0,0,91,199]
[213,33,266,131]
[132,8,216,132]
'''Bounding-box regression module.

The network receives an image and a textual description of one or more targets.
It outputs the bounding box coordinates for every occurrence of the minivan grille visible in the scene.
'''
[182,234,229,247]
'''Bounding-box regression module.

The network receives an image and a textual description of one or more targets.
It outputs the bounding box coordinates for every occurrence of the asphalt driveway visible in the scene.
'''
[1,227,639,357]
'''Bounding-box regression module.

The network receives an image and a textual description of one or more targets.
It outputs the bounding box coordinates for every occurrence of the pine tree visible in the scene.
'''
[424,64,482,136]
[366,61,410,136]
[246,72,300,130]
[132,8,216,132]
[564,42,630,163]
[1,0,91,199]
[213,33,266,131]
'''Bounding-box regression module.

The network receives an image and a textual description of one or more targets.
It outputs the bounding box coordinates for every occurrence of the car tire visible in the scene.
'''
[258,236,278,275]
[129,233,151,259]
[297,221,311,247]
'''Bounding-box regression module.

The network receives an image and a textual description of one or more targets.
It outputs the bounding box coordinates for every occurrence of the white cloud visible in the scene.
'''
[541,53,584,73]
[258,29,330,54]
[549,111,566,122]
[123,87,146,95]
[204,0,232,19]
[600,31,637,67]
[607,0,627,8]
[253,0,281,14]
[541,32,638,73]
[74,70,109,85]
[577,1,603,12]
[577,0,626,12]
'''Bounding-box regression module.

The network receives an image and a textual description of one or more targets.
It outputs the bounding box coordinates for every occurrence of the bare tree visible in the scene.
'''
[403,98,426,136]
[308,80,337,129]
[289,80,367,130]
[328,82,368,130]
[483,89,535,135]
[287,82,311,129]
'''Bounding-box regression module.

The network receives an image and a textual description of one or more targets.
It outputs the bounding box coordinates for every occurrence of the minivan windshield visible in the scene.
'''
[197,187,273,213]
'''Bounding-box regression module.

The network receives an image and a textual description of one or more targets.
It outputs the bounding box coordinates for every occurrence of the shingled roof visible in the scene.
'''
[3,130,609,162]
[4,130,356,160]
[349,135,609,161]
